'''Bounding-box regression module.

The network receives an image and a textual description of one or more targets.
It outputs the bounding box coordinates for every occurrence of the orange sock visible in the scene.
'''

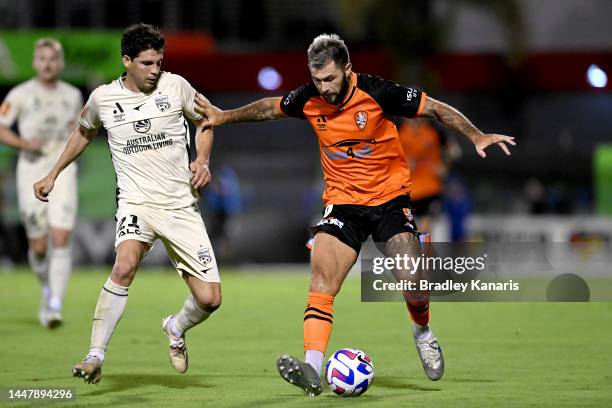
[406,300,430,326]
[303,291,334,353]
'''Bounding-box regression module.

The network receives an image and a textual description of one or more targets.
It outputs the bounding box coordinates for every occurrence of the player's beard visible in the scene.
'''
[324,74,350,105]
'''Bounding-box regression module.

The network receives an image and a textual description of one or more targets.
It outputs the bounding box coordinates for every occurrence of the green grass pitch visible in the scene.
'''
[1,268,611,407]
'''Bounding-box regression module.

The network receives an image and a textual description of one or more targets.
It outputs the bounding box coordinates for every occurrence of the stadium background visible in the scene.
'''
[0,1,611,407]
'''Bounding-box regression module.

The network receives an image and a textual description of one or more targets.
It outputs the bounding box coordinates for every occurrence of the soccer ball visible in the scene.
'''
[325,348,374,397]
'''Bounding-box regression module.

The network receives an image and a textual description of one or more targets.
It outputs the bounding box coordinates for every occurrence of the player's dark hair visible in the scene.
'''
[121,23,165,59]
[307,33,350,70]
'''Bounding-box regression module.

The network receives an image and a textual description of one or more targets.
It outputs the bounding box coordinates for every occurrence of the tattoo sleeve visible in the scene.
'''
[222,97,284,123]
[422,97,482,143]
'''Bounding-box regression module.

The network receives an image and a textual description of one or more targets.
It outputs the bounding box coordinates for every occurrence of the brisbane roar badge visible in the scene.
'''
[354,111,368,130]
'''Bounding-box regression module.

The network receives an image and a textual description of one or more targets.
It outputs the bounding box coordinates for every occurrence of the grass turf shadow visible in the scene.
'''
[373,376,442,391]
[80,373,213,397]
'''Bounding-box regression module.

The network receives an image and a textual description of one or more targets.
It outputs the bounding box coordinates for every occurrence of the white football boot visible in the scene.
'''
[162,315,188,373]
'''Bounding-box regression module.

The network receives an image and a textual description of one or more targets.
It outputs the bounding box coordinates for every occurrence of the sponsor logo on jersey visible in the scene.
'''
[316,115,327,131]
[133,119,151,133]
[354,111,368,130]
[406,88,418,102]
[155,95,170,112]
[113,102,126,122]
[198,247,212,265]
[322,138,377,160]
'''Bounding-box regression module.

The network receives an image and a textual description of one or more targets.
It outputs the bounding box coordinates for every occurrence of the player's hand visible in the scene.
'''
[33,174,55,202]
[22,138,43,154]
[194,93,223,127]
[190,159,211,189]
[474,134,516,158]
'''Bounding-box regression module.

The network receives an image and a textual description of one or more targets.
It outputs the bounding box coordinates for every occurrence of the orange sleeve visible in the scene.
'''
[416,92,427,117]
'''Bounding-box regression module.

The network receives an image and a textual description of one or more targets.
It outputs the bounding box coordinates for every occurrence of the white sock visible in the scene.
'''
[87,350,105,363]
[305,350,324,376]
[28,249,49,291]
[169,316,181,337]
[48,247,72,312]
[90,277,129,356]
[174,295,211,336]
[412,321,433,341]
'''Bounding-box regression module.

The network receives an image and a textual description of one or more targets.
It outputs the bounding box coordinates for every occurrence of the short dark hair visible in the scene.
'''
[121,23,165,59]
[307,33,350,70]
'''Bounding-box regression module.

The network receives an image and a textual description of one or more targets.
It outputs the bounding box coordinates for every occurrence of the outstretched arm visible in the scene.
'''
[33,125,97,202]
[194,95,286,127]
[421,96,515,158]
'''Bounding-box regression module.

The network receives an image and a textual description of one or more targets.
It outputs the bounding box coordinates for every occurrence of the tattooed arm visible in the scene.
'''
[421,96,515,158]
[194,95,286,127]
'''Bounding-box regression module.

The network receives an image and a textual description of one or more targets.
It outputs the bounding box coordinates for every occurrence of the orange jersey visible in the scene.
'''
[279,72,426,206]
[399,120,445,201]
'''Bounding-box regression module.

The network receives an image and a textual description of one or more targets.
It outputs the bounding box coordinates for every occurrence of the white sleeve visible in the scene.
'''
[79,89,102,130]
[0,87,22,128]
[175,75,203,122]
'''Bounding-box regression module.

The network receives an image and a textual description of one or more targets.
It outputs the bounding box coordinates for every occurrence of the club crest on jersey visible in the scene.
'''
[354,111,368,130]
[403,208,414,222]
[155,95,171,112]
[198,247,212,265]
[133,119,151,133]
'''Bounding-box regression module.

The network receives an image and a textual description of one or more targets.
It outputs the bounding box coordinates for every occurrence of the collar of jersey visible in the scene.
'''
[116,72,159,96]
[336,72,357,111]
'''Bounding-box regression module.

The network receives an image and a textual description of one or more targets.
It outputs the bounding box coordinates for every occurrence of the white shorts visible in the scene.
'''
[114,203,220,283]
[16,160,78,239]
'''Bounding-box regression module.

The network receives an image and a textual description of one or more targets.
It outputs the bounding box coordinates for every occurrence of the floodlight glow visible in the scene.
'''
[587,64,607,88]
[258,66,282,90]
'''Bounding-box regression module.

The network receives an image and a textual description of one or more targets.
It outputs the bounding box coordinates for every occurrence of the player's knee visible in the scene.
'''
[193,291,221,313]
[51,233,71,248]
[111,257,139,285]
[30,240,47,258]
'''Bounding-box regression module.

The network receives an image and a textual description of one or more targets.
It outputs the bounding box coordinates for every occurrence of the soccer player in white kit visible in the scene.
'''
[34,24,221,384]
[0,38,82,329]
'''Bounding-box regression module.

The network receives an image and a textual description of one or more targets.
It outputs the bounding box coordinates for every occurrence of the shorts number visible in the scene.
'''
[117,214,141,237]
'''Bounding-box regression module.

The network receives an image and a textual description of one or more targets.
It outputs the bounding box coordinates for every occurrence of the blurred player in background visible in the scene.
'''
[0,38,82,329]
[194,33,515,396]
[34,24,220,385]
[399,118,461,234]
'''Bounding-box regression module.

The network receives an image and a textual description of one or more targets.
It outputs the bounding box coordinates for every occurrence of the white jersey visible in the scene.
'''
[79,72,203,209]
[0,79,83,171]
